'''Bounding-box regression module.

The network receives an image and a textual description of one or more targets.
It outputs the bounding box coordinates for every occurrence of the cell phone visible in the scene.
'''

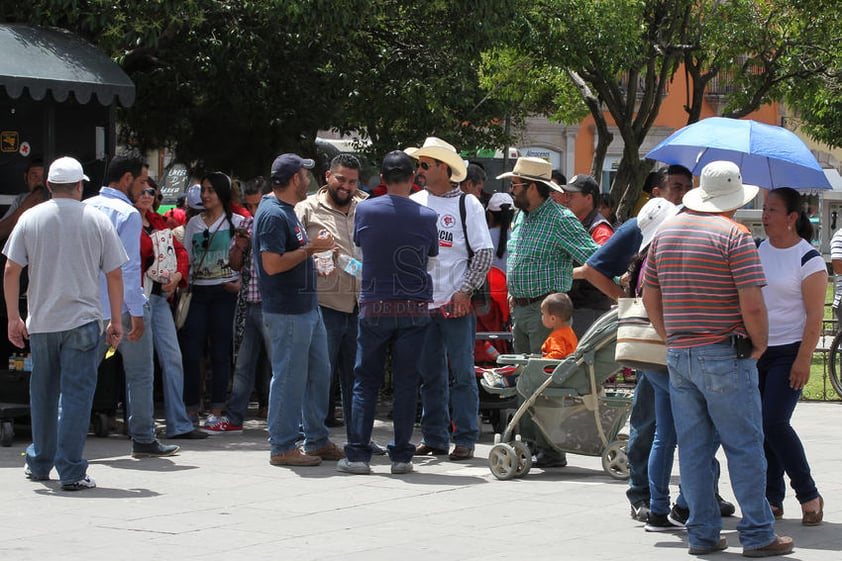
[734,336,753,359]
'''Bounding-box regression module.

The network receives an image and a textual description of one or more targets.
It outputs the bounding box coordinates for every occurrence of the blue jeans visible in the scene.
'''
[148,293,193,437]
[27,321,101,484]
[181,284,236,410]
[321,305,358,438]
[511,300,550,354]
[227,302,272,426]
[101,307,157,444]
[345,301,430,463]
[626,372,655,506]
[646,370,689,515]
[419,312,479,449]
[264,308,331,455]
[758,342,819,507]
[668,344,775,550]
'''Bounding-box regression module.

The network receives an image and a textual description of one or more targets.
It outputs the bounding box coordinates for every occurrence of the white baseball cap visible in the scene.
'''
[487,192,514,212]
[47,156,89,184]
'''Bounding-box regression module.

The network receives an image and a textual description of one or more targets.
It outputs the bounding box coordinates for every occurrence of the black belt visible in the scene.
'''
[512,292,554,307]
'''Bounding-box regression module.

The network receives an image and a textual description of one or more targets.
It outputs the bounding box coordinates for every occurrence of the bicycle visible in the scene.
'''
[826,330,842,398]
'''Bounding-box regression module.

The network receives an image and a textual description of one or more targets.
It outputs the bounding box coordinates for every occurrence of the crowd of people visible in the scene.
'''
[2,138,826,556]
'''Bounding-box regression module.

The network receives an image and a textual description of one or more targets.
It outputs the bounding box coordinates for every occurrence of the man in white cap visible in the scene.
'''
[409,137,493,461]
[3,156,127,490]
[499,156,600,468]
[643,160,793,557]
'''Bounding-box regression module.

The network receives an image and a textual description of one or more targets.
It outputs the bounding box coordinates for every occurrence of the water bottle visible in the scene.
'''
[314,231,335,274]
[336,254,362,278]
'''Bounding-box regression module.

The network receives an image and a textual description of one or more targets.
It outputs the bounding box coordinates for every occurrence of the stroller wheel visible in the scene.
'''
[512,440,532,478]
[488,443,518,480]
[602,439,630,480]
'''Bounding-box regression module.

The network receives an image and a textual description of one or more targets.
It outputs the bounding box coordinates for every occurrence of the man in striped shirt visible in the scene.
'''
[644,161,793,557]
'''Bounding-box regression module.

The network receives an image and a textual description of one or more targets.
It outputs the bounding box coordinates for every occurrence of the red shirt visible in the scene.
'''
[140,210,189,288]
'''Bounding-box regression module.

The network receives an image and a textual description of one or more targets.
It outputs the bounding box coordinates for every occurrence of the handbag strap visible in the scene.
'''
[459,193,475,261]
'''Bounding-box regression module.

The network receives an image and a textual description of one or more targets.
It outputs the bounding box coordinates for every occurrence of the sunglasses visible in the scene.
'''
[418,161,439,171]
[202,229,210,249]
[140,187,163,201]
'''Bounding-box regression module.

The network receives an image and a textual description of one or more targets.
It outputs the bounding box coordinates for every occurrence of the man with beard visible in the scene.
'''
[500,156,599,468]
[296,154,370,434]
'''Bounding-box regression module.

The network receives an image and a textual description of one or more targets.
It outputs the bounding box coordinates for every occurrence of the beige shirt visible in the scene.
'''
[295,187,367,313]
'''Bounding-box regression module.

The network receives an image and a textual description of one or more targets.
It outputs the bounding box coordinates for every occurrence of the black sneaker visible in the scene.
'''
[668,504,689,527]
[645,513,683,532]
[132,440,180,458]
[631,500,651,522]
[717,494,736,517]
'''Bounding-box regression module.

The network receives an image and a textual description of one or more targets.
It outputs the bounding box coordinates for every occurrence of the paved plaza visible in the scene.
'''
[1,402,840,561]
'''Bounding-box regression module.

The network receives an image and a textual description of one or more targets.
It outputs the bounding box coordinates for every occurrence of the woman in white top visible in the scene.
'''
[758,187,825,525]
[181,172,246,424]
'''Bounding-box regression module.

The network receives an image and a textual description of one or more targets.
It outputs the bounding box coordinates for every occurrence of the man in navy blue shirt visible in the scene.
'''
[337,151,438,475]
[254,153,345,467]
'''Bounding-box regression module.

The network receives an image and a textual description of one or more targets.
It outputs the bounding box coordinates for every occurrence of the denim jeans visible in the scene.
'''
[27,321,101,484]
[625,372,655,506]
[668,343,776,550]
[646,370,689,515]
[264,308,331,455]
[511,300,550,354]
[758,342,819,507]
[180,284,236,410]
[227,302,272,426]
[101,307,157,444]
[345,301,430,463]
[321,305,358,438]
[148,293,193,437]
[419,312,479,449]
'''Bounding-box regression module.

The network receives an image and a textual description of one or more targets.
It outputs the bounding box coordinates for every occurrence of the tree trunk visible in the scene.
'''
[613,146,653,222]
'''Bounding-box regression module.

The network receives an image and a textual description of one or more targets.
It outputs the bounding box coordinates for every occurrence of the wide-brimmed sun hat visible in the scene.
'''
[496,157,561,193]
[404,137,467,183]
[682,160,759,213]
[637,197,679,251]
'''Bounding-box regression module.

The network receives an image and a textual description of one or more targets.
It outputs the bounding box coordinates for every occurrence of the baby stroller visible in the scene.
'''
[487,308,632,481]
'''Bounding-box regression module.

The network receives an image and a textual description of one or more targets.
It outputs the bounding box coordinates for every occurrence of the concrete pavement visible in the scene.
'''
[1,402,840,560]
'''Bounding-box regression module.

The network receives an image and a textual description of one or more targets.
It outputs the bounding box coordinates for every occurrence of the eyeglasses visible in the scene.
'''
[418,161,439,171]
[510,182,528,190]
[140,187,163,201]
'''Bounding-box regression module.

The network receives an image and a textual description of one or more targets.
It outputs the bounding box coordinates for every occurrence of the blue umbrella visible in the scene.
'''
[645,117,831,190]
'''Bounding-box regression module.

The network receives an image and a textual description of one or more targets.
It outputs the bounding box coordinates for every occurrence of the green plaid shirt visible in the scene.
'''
[507,199,600,298]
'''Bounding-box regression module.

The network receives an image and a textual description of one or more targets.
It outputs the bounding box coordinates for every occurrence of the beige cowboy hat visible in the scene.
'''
[404,137,467,183]
[496,156,562,192]
[682,160,759,213]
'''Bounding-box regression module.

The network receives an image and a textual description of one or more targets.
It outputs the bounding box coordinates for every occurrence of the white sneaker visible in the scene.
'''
[61,475,96,491]
[391,461,413,474]
[336,458,371,475]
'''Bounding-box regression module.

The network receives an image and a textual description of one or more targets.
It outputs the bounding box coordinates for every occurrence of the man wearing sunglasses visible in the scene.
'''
[408,137,493,462]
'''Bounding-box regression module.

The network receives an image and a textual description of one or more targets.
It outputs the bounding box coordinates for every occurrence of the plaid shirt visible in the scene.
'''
[229,216,261,303]
[507,198,599,298]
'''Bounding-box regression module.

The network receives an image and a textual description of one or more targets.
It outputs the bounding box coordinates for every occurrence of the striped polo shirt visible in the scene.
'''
[643,210,766,348]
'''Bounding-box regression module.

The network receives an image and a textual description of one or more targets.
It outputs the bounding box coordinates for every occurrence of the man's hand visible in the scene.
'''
[788,356,810,390]
[127,316,144,341]
[308,230,335,254]
[20,187,48,211]
[105,320,124,349]
[444,290,472,318]
[160,272,182,295]
[234,228,251,250]
[7,317,28,348]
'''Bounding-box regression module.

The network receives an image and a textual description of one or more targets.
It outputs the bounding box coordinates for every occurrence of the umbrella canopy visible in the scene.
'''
[645,117,831,190]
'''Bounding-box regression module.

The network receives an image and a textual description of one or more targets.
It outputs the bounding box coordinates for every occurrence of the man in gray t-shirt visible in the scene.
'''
[3,156,127,491]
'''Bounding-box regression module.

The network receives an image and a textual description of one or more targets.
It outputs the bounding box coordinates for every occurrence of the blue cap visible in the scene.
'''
[271,153,315,184]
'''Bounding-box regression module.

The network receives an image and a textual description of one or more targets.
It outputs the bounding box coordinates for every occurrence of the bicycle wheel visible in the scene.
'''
[827,331,842,399]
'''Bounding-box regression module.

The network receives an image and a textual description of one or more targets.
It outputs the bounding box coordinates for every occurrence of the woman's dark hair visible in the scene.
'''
[769,187,813,243]
[201,171,234,228]
[488,204,514,259]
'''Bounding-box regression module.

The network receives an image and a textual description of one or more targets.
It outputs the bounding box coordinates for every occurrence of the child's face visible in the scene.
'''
[541,306,556,329]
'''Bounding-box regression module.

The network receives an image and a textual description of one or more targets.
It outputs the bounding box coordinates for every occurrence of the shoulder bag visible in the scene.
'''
[175,226,218,330]
[614,297,667,373]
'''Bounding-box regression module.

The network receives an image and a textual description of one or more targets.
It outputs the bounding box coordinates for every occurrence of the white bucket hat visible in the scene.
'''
[637,197,678,251]
[496,157,562,192]
[682,160,759,213]
[404,137,467,183]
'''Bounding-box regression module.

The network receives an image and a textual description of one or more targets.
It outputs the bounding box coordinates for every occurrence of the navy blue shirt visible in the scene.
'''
[585,217,642,278]
[254,194,318,314]
[354,195,438,302]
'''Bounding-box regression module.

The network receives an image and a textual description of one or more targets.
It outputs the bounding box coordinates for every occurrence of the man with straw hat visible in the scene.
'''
[643,160,793,557]
[498,156,600,467]
[408,137,493,461]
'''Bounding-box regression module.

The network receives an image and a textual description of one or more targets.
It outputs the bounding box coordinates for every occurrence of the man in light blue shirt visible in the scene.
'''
[86,155,179,459]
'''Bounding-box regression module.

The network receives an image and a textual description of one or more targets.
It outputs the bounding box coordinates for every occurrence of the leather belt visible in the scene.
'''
[512,293,553,306]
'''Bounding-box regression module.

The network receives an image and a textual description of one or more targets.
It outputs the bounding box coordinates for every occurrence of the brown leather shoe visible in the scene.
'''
[742,536,794,558]
[802,496,823,526]
[448,445,474,461]
[269,447,321,466]
[307,441,345,461]
[770,505,784,520]
[415,443,448,456]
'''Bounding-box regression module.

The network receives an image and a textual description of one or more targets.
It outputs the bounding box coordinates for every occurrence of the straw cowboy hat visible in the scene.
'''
[497,156,562,193]
[404,137,467,183]
[682,160,759,213]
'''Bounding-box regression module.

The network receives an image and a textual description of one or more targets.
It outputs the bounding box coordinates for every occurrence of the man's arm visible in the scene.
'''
[104,267,124,348]
[0,190,47,240]
[3,260,27,348]
[737,284,768,359]
[579,263,626,301]
[642,285,667,342]
[261,235,334,275]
